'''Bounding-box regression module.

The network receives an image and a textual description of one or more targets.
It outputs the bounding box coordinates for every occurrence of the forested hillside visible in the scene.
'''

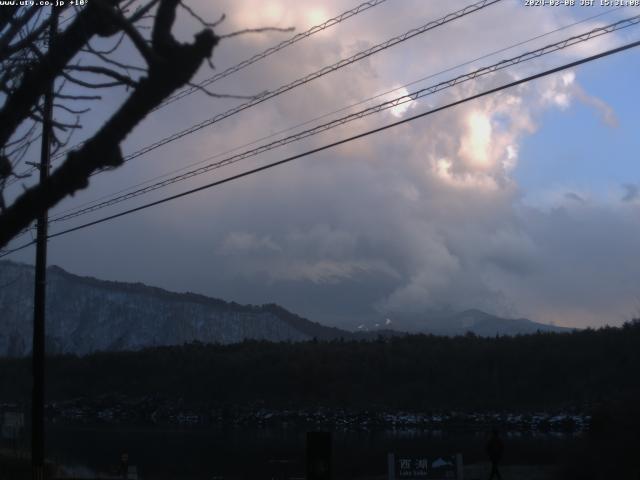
[0,322,638,412]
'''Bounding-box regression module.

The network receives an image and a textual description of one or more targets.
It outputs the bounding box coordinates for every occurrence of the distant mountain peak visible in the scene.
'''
[419,308,573,336]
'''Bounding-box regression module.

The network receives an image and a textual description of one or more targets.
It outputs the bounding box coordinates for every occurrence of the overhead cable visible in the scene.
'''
[47,14,640,224]
[3,36,639,258]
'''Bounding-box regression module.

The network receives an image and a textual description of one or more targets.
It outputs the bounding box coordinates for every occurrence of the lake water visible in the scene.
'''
[44,423,582,479]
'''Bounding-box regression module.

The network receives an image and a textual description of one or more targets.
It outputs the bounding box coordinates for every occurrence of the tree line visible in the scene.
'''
[1,321,639,412]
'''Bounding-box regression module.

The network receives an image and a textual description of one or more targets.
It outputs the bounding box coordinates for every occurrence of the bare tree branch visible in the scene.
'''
[106,6,160,64]
[0,15,51,60]
[64,64,140,88]
[4,121,38,149]
[82,41,146,72]
[179,2,224,29]
[61,70,131,89]
[0,7,40,61]
[0,0,219,248]
[128,0,161,23]
[218,26,295,40]
[54,104,91,115]
[82,31,126,56]
[0,6,20,34]
[185,81,260,100]
[56,93,103,101]
[0,3,116,150]
[29,111,80,131]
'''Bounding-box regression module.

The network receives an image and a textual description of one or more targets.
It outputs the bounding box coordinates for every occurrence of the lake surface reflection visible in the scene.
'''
[46,423,581,479]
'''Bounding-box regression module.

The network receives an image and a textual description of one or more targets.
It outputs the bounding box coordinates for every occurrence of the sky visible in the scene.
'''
[4,0,640,330]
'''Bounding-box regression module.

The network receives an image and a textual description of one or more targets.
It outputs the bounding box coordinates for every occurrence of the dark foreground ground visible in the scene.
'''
[1,418,639,480]
[0,456,563,480]
[2,324,639,478]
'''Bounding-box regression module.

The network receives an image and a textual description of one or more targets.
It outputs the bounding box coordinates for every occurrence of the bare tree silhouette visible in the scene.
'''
[0,0,289,249]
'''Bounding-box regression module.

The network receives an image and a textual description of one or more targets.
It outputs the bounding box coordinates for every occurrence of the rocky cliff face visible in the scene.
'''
[0,261,322,356]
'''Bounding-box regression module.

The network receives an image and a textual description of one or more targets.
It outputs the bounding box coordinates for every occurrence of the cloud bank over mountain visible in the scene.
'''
[8,1,639,329]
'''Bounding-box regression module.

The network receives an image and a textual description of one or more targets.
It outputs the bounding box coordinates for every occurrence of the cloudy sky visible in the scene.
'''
[6,0,640,330]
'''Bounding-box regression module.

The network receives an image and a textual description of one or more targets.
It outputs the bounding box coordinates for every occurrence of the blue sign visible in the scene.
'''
[388,453,462,480]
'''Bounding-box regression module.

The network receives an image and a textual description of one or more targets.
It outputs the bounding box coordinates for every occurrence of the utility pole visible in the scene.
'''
[32,7,57,480]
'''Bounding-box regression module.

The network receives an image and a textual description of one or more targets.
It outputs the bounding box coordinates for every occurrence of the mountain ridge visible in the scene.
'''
[1,260,352,356]
[0,260,571,356]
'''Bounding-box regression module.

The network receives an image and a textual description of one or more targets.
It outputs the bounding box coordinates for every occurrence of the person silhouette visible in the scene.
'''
[486,428,503,480]
[119,452,129,479]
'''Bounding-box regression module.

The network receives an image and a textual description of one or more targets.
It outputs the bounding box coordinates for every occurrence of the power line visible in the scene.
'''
[157,0,390,110]
[46,14,640,224]
[5,0,389,184]
[2,6,630,244]
[2,36,639,259]
[46,5,622,221]
[50,0,503,165]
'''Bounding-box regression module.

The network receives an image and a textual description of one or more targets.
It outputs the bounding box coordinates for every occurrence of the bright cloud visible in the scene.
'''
[459,110,493,169]
[17,0,636,332]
